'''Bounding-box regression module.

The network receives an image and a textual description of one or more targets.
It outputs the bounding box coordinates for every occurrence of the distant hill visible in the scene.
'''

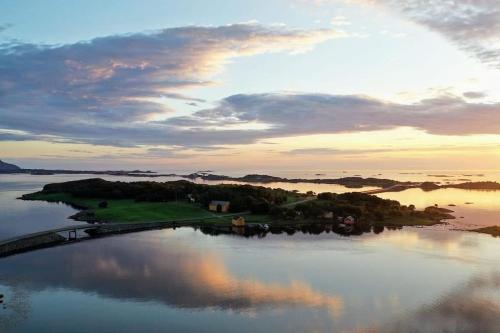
[0,160,21,172]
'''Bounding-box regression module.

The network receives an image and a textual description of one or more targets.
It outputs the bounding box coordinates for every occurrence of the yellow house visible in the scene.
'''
[209,200,230,213]
[231,216,246,227]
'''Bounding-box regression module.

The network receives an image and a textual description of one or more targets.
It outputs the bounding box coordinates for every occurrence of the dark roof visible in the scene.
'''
[210,200,230,205]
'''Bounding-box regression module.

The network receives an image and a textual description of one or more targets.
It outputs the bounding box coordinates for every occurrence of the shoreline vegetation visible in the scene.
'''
[21,178,456,238]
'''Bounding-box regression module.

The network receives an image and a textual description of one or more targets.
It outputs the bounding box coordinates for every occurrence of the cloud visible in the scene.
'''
[352,0,500,69]
[330,16,351,26]
[161,92,206,103]
[286,148,346,155]
[463,91,486,99]
[175,93,500,139]
[284,147,400,155]
[1,21,499,149]
[0,23,341,146]
[283,144,500,158]
[3,91,500,149]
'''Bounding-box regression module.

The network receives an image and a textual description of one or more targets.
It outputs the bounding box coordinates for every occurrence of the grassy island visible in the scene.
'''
[22,178,455,236]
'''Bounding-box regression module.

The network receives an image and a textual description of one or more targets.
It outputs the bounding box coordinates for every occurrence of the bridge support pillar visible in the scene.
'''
[68,230,77,240]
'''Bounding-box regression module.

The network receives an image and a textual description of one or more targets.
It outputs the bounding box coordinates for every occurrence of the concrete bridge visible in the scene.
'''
[0,219,210,258]
[0,224,98,258]
[362,183,423,195]
[0,210,254,258]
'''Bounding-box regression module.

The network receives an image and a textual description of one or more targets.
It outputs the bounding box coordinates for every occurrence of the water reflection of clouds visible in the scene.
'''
[0,235,343,316]
[360,228,500,266]
[375,272,500,333]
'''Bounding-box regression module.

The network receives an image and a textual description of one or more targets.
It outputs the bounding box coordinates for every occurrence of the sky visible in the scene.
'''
[1,0,500,171]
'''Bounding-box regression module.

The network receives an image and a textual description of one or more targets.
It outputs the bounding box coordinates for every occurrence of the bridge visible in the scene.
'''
[0,215,243,258]
[362,183,423,195]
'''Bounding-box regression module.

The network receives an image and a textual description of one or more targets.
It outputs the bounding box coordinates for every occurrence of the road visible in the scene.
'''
[362,183,422,195]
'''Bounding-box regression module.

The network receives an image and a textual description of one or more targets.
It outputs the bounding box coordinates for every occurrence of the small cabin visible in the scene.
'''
[231,216,246,227]
[344,216,356,225]
[209,200,230,213]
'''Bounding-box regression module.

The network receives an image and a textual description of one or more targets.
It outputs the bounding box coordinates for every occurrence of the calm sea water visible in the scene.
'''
[0,173,499,332]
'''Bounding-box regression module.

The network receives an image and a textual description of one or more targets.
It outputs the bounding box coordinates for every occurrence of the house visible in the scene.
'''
[231,216,246,227]
[344,216,356,225]
[209,200,230,213]
[232,225,245,235]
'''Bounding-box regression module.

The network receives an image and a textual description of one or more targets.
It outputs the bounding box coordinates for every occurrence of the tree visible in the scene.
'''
[317,192,334,201]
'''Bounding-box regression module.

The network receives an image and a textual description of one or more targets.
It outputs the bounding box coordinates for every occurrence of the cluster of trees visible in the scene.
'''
[289,192,408,222]
[42,178,200,201]
[195,184,290,213]
[40,178,292,213]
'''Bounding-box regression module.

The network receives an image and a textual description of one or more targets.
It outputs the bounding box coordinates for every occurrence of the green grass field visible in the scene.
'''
[25,192,218,222]
[94,200,216,222]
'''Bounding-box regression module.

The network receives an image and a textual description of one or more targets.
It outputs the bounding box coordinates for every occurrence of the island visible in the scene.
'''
[0,159,21,172]
[21,178,455,238]
[184,173,500,192]
[470,226,500,238]
[3,159,500,192]
[0,159,158,176]
[183,172,407,188]
[442,181,500,190]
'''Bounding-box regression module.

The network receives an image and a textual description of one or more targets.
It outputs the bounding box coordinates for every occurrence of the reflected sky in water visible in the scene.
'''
[0,228,499,333]
[0,176,83,238]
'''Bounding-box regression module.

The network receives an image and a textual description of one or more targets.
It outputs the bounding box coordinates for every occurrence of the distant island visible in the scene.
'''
[0,159,157,176]
[0,160,21,172]
[442,181,500,190]
[184,173,406,188]
[22,178,455,237]
[2,159,500,192]
[471,226,500,238]
[183,173,500,192]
